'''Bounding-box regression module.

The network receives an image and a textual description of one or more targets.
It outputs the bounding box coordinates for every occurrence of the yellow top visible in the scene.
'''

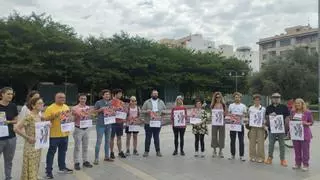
[44,103,70,138]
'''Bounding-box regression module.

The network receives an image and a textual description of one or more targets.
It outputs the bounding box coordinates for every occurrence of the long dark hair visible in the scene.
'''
[25,90,39,105]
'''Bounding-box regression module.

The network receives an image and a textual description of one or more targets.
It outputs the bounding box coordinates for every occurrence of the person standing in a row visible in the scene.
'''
[18,90,40,121]
[248,94,266,163]
[210,92,226,158]
[142,90,166,157]
[72,94,93,170]
[192,99,208,157]
[171,96,187,156]
[94,89,114,164]
[265,93,290,167]
[228,92,247,161]
[14,97,44,180]
[0,87,18,180]
[44,92,73,179]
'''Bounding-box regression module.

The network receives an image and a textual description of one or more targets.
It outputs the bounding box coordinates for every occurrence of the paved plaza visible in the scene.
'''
[1,123,320,180]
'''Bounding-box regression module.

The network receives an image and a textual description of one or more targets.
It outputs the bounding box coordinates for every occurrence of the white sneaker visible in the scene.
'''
[302,166,309,172]
[194,151,199,157]
[200,152,205,158]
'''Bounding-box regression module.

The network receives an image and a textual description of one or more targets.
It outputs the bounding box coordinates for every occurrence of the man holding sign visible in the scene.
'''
[248,94,266,163]
[110,89,126,159]
[141,90,166,157]
[44,92,73,179]
[228,92,247,162]
[94,89,114,165]
[72,94,93,170]
[265,93,290,167]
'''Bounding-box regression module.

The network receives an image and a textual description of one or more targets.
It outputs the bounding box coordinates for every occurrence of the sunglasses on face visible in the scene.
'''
[215,96,221,99]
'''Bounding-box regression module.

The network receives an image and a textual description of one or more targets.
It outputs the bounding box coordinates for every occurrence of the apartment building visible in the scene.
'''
[257,25,318,65]
[234,46,259,72]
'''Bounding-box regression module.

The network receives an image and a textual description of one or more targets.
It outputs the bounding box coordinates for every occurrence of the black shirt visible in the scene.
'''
[0,103,18,140]
[266,104,290,130]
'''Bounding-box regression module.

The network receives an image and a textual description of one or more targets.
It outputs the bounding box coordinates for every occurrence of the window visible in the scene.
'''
[279,38,291,47]
[262,54,267,60]
[262,42,276,50]
[296,36,312,44]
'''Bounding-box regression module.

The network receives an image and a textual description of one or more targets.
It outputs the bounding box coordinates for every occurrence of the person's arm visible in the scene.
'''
[14,116,35,144]
[94,101,104,113]
[141,101,150,114]
[18,106,28,121]
[303,111,313,126]
[170,108,174,123]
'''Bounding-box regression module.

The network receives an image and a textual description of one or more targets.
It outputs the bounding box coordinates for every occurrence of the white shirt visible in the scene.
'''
[248,105,266,121]
[228,103,247,115]
[151,99,158,112]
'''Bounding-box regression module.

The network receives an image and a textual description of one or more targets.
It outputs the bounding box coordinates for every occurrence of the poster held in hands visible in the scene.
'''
[269,115,285,134]
[0,112,8,137]
[35,121,51,149]
[211,109,224,126]
[226,114,242,132]
[173,110,186,127]
[190,117,201,124]
[116,111,127,120]
[128,125,140,132]
[289,121,304,141]
[249,110,264,128]
[80,119,93,128]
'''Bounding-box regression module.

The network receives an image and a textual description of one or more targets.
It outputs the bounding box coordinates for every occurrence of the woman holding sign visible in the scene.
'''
[125,96,142,156]
[14,97,44,180]
[290,98,313,171]
[171,96,187,156]
[248,94,266,163]
[191,99,208,157]
[210,92,227,158]
[72,94,93,170]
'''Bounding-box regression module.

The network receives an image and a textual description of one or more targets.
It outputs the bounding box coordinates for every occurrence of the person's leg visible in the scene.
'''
[95,125,104,160]
[46,138,58,173]
[256,128,265,162]
[126,132,132,152]
[82,129,89,163]
[195,134,200,152]
[173,127,179,152]
[73,128,82,164]
[219,126,226,150]
[144,124,152,153]
[153,127,161,152]
[133,133,138,151]
[238,126,245,158]
[278,134,286,161]
[211,126,218,149]
[249,128,257,160]
[180,128,186,152]
[301,140,310,167]
[104,125,112,159]
[110,125,116,154]
[293,141,302,167]
[200,134,205,152]
[229,131,236,157]
[58,137,68,170]
[267,133,276,159]
[116,125,124,153]
[3,138,16,180]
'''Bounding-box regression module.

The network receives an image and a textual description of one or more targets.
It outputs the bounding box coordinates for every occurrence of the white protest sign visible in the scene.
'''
[104,116,116,125]
[269,115,285,134]
[35,121,50,149]
[212,109,224,126]
[289,121,304,141]
[80,119,93,128]
[173,110,186,127]
[61,122,75,132]
[150,120,161,128]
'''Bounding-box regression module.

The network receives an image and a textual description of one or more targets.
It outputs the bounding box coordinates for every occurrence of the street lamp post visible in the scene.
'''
[229,71,245,92]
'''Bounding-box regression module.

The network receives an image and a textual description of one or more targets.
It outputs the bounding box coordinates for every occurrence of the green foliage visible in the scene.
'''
[0,12,250,99]
[249,48,317,102]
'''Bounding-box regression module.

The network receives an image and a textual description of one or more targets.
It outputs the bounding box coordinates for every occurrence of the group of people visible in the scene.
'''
[0,87,314,180]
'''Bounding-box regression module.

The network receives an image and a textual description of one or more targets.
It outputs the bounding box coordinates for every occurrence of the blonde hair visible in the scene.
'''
[233,92,242,97]
[175,96,184,106]
[210,92,225,108]
[293,98,308,112]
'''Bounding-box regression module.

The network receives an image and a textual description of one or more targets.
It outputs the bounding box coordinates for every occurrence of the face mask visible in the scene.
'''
[152,96,158,100]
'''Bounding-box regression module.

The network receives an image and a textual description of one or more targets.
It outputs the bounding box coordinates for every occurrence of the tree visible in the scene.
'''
[249,48,317,102]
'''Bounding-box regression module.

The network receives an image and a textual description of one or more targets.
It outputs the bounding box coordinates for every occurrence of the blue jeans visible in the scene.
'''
[46,137,68,173]
[95,125,111,160]
[144,124,161,152]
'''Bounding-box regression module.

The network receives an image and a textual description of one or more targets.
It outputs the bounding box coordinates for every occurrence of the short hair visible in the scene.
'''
[78,93,87,99]
[27,97,42,111]
[55,92,65,96]
[100,89,111,97]
[0,87,13,99]
[233,92,242,97]
[112,89,123,95]
[252,94,261,100]
[194,98,202,104]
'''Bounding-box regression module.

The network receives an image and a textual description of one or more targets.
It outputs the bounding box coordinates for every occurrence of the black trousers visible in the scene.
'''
[229,126,245,157]
[194,134,205,152]
[144,124,161,152]
[173,127,186,152]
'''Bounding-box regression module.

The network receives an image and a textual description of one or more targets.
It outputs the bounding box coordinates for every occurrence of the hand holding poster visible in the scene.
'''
[60,111,75,132]
[190,117,201,125]
[0,112,8,137]
[128,125,140,132]
[289,121,304,141]
[35,121,51,149]
[104,116,116,125]
[269,115,285,134]
[80,119,93,128]
[212,109,224,126]
[249,110,263,127]
[0,112,6,125]
[173,110,186,127]
[116,111,127,120]
[226,114,242,132]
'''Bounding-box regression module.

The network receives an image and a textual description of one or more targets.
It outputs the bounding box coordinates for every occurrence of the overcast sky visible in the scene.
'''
[0,0,317,49]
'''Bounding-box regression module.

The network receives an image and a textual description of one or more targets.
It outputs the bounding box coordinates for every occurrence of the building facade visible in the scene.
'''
[257,25,318,65]
[234,46,259,72]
